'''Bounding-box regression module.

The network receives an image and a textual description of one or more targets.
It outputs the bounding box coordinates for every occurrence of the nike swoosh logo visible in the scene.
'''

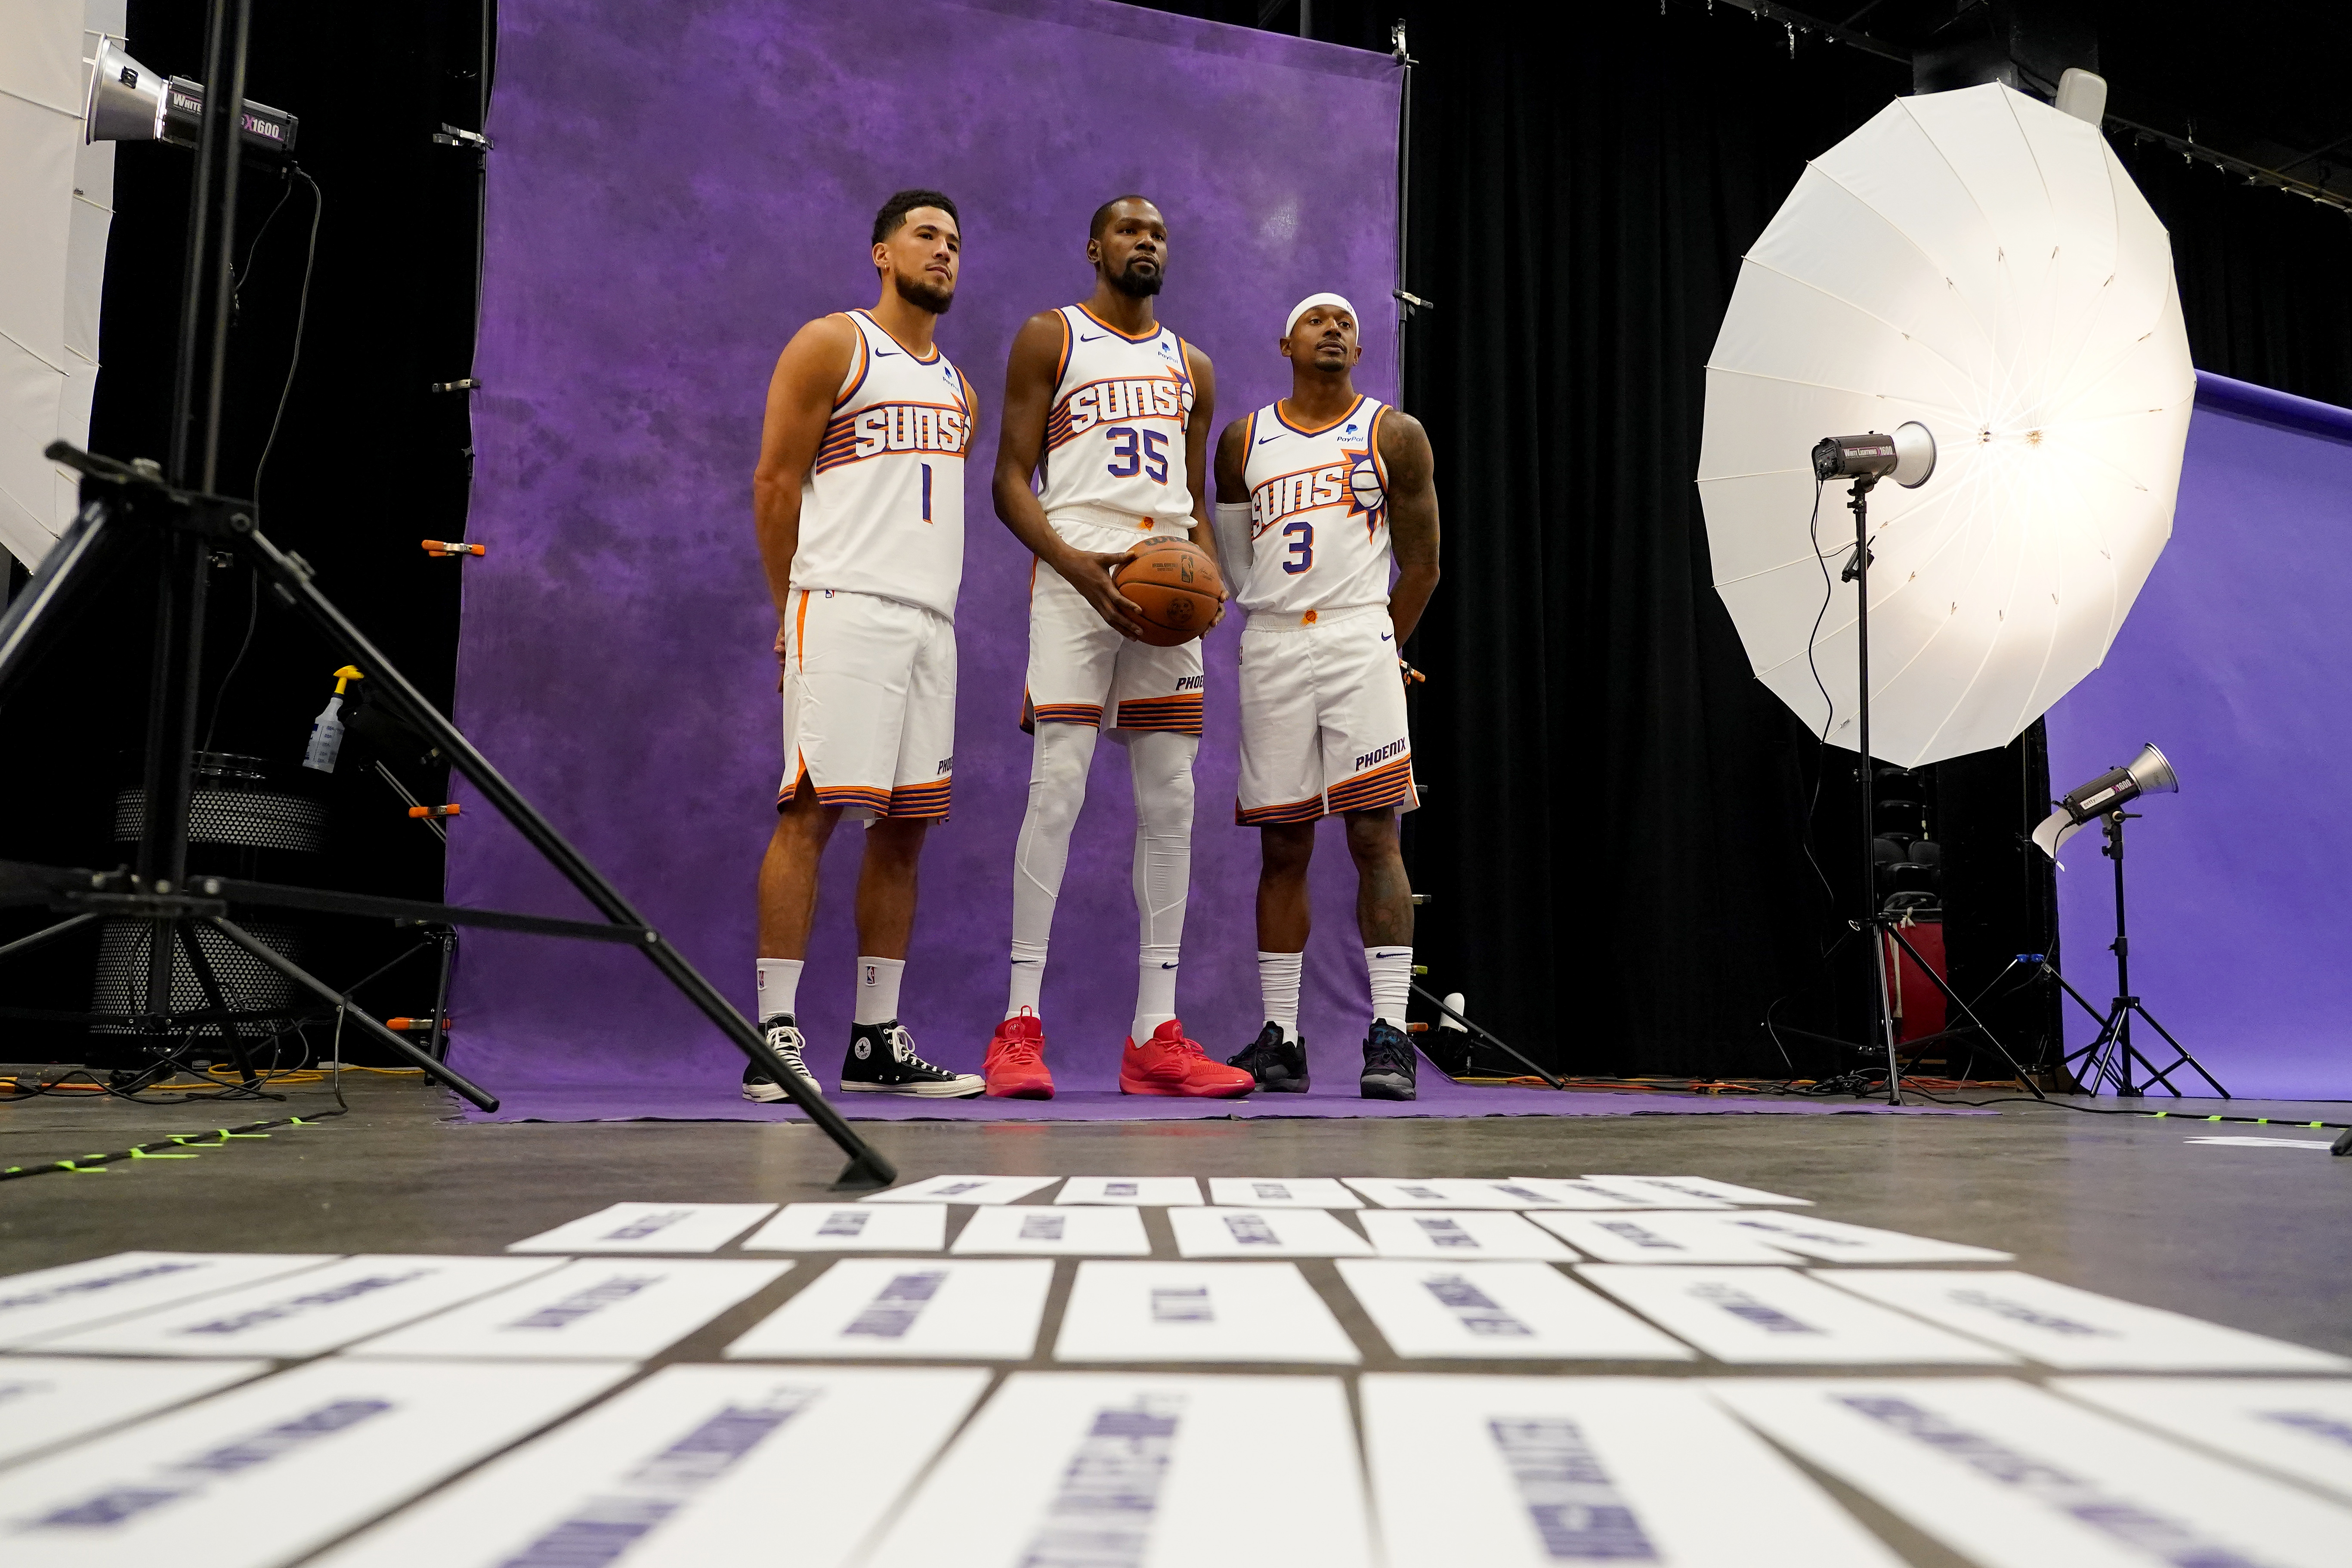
[1380,633,1393,642]
[1372,952,1410,959]
[1161,962,1179,970]
[872,349,900,359]
[1078,333,1106,343]
[1255,434,1280,445]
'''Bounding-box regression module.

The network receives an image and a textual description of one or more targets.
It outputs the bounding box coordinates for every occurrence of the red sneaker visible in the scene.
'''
[1119,1018,1256,1098]
[984,1009,1055,1099]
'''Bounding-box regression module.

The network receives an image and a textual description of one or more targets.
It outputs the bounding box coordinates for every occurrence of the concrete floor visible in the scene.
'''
[3,1073,2347,1567]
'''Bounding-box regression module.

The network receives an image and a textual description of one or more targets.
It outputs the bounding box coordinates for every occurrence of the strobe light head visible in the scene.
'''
[1811,421,1937,489]
[2032,742,2179,858]
[83,37,299,156]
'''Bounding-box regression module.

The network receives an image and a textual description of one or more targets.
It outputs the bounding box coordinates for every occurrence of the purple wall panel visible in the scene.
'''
[2043,372,2352,1100]
[448,0,1400,1085]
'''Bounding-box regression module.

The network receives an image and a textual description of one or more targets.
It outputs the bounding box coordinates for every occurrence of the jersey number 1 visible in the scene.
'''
[921,462,932,523]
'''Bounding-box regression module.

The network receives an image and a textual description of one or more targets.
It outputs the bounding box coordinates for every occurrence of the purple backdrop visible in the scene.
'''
[2043,371,2352,1101]
[445,0,1401,1087]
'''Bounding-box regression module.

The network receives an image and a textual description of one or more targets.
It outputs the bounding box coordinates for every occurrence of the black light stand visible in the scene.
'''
[2055,810,2228,1098]
[0,0,895,1188]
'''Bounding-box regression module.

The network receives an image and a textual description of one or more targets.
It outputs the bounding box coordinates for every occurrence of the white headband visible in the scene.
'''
[1285,292,1358,337]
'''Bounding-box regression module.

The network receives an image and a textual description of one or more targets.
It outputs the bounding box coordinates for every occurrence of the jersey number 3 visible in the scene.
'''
[1281,519,1313,574]
[1105,427,1169,485]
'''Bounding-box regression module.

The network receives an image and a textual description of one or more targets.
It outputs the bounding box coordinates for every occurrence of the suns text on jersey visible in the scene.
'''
[848,402,969,459]
[1251,464,1351,529]
[1060,376,1189,436]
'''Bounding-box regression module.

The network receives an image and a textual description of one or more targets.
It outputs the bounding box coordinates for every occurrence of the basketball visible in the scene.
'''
[1113,537,1223,647]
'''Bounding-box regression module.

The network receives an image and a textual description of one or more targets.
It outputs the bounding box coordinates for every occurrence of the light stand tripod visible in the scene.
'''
[0,0,895,1188]
[2055,810,2228,1098]
[1831,471,2043,1107]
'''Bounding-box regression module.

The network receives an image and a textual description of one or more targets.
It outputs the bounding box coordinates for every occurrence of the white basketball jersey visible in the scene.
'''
[1238,395,1392,619]
[1035,304,1197,531]
[794,309,973,620]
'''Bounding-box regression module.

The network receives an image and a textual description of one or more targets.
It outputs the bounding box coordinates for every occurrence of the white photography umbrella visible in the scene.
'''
[1698,82,2194,767]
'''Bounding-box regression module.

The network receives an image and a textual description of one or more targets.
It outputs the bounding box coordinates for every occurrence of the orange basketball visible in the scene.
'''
[1113,537,1223,647]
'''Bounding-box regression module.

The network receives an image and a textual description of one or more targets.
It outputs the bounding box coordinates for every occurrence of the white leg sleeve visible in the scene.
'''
[1122,729,1198,1034]
[1007,721,1098,1017]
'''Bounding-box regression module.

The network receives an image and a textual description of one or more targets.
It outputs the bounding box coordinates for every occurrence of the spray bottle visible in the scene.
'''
[303,665,365,773]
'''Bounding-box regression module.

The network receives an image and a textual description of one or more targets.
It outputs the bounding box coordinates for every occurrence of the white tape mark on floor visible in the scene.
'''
[1529,1209,1809,1265]
[2051,1377,2352,1505]
[504,1203,777,1254]
[1357,1210,1574,1261]
[1338,1261,1694,1362]
[859,1175,1061,1206]
[1204,1177,1363,1209]
[724,1259,1051,1361]
[1817,1270,2352,1372]
[306,1364,989,1568]
[2184,1136,2336,1149]
[1363,1375,1901,1567]
[35,1256,566,1360]
[1711,1377,2352,1568]
[1056,1176,1204,1206]
[345,1258,790,1361]
[1344,1178,1576,1209]
[1694,1211,2014,1264]
[741,1203,946,1252]
[1167,1206,1372,1258]
[1578,1174,1811,1207]
[951,1204,1151,1256]
[0,1358,272,1469]
[1577,1267,2018,1365]
[0,1359,626,1568]
[862,1372,1373,1568]
[1055,1261,1361,1364]
[0,1253,339,1349]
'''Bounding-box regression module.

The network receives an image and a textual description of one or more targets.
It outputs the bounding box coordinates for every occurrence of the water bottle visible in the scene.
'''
[303,665,365,773]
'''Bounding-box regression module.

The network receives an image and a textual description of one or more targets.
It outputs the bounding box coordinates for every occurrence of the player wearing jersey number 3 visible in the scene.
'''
[1213,294,1442,1100]
[981,195,1249,1100]
[742,190,985,1104]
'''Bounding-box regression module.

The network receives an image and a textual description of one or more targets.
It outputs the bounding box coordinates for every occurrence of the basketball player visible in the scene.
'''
[1214,294,1441,1099]
[980,195,1252,1099]
[741,189,983,1101]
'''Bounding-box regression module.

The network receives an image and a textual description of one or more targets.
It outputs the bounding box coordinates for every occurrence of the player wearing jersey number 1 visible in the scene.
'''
[982,195,1250,1100]
[1213,293,1441,1100]
[742,189,984,1104]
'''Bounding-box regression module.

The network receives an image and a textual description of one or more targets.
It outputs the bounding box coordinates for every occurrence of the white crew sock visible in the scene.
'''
[1365,945,1413,1030]
[1007,721,1098,1017]
[755,958,804,1023]
[1125,728,1197,1041]
[1258,950,1303,1042]
[855,956,904,1026]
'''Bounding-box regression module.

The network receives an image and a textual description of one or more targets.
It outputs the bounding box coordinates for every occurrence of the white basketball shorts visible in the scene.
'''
[1023,508,1204,734]
[778,587,955,821]
[1235,605,1417,825]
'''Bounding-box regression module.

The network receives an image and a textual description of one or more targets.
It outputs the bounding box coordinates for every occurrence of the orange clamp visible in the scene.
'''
[386,1016,453,1033]
[408,804,462,820]
[422,540,487,558]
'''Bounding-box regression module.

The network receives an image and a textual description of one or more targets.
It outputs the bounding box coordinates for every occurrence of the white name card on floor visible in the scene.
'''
[0,1252,338,1348]
[2051,1378,2352,1504]
[724,1258,1050,1360]
[1205,1177,1363,1209]
[741,1203,946,1252]
[1055,1261,1360,1364]
[862,1373,1373,1568]
[307,1365,989,1568]
[346,1258,790,1361]
[861,1174,1061,1205]
[1698,1211,2013,1264]
[952,1203,1151,1256]
[0,1358,272,1468]
[1057,1176,1203,1206]
[1363,1375,1902,1567]
[2184,1136,2336,1150]
[1820,1270,2352,1372]
[1358,1210,1574,1261]
[505,1202,777,1254]
[1168,1206,1372,1258]
[1338,1261,1694,1362]
[1530,1209,1809,1265]
[1581,1174,1809,1206]
[1712,1378,2352,1568]
[1344,1178,1568,1209]
[1578,1267,2017,1365]
[0,1358,626,1568]
[37,1256,565,1359]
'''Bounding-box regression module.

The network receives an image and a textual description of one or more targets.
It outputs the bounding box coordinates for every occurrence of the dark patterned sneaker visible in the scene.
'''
[1228,1022,1310,1092]
[840,1022,984,1097]
[742,1015,819,1102]
[1359,1020,1417,1101]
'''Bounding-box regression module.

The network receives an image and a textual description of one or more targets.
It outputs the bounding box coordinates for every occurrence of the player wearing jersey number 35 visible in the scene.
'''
[1213,293,1442,1100]
[742,189,985,1105]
